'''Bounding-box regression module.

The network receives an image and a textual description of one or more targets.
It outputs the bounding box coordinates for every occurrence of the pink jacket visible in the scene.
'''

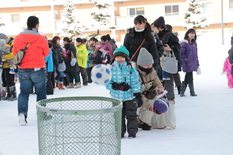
[223,57,232,74]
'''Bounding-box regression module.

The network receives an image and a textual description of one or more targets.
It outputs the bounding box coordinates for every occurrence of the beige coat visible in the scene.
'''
[137,67,164,125]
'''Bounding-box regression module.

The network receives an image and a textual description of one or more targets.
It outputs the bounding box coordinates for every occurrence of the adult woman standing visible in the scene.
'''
[63,37,80,88]
[123,15,158,67]
[51,36,65,90]
[179,29,200,97]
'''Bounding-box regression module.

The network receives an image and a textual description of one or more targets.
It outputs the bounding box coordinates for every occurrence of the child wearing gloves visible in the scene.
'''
[136,48,164,130]
[105,46,142,138]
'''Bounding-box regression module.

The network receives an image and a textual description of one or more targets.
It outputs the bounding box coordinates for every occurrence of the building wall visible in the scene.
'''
[0,0,232,41]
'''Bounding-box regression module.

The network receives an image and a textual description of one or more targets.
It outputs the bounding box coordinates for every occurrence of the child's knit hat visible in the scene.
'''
[0,39,6,47]
[113,46,129,60]
[137,48,154,66]
[0,33,7,39]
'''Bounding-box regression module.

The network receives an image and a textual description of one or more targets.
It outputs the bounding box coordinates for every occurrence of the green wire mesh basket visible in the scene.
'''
[36,96,122,155]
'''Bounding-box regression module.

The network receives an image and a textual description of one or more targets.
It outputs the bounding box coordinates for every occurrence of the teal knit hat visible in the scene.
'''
[113,46,129,60]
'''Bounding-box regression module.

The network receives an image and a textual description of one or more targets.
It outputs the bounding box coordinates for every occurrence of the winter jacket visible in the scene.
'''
[44,49,54,72]
[87,50,96,68]
[94,50,111,65]
[223,57,232,74]
[76,44,88,68]
[0,44,11,56]
[105,61,141,101]
[153,33,164,58]
[13,28,49,69]
[64,43,79,72]
[180,39,199,73]
[52,44,64,64]
[136,67,164,109]
[2,49,14,69]
[230,47,233,64]
[123,28,158,62]
[0,44,12,65]
[157,29,181,71]
[108,39,117,52]
[87,44,97,52]
[100,42,113,56]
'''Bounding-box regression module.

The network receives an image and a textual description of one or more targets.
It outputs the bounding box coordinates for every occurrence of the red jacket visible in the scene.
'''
[13,29,49,69]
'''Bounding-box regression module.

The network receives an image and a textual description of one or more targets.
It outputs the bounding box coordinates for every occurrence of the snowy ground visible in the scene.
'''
[0,34,233,155]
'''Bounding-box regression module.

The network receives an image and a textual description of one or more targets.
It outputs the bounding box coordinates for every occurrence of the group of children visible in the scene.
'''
[105,45,175,138]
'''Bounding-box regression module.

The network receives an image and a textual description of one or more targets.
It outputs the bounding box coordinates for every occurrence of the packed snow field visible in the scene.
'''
[0,34,233,155]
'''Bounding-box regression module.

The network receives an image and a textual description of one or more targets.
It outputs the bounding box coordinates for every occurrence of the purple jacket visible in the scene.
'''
[180,39,199,73]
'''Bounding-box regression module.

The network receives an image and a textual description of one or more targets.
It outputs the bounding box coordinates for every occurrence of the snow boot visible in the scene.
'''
[19,113,27,126]
[67,83,74,88]
[58,83,65,90]
[128,132,136,138]
[177,86,181,95]
[1,87,7,98]
[189,81,197,96]
[180,81,187,97]
[74,83,81,89]
[8,86,17,101]
[2,87,11,100]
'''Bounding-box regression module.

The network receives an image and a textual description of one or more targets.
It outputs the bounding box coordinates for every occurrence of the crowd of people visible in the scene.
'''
[1,14,219,139]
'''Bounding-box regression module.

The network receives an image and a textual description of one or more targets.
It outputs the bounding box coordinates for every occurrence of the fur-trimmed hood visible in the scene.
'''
[179,39,189,44]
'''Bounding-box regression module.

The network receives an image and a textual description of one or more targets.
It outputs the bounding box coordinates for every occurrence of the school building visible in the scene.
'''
[0,0,232,42]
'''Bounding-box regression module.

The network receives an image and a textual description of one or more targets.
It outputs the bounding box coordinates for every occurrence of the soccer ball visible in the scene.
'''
[153,98,169,114]
[91,64,112,85]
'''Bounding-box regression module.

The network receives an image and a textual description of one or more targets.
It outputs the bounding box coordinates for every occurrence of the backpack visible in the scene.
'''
[88,50,96,65]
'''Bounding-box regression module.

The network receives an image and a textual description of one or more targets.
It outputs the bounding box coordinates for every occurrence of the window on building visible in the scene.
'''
[11,14,20,23]
[201,2,213,13]
[230,0,233,9]
[165,5,179,16]
[128,7,144,17]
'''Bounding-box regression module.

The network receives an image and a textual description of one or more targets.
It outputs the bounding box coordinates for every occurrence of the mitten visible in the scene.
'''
[134,93,143,107]
[112,82,131,91]
[111,82,118,90]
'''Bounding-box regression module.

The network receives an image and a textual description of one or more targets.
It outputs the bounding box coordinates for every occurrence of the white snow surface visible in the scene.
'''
[0,35,233,155]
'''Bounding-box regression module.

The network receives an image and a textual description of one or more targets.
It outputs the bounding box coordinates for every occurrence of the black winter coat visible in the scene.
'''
[157,29,182,72]
[64,43,79,72]
[123,28,158,63]
[52,44,64,64]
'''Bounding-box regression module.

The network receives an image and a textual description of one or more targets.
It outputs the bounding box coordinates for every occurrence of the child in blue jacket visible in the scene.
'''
[106,46,142,138]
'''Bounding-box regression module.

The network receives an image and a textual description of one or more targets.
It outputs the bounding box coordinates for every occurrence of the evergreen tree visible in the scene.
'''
[61,0,81,38]
[184,0,208,29]
[89,0,112,36]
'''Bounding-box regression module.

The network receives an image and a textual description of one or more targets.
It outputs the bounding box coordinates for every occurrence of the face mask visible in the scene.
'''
[135,28,145,32]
